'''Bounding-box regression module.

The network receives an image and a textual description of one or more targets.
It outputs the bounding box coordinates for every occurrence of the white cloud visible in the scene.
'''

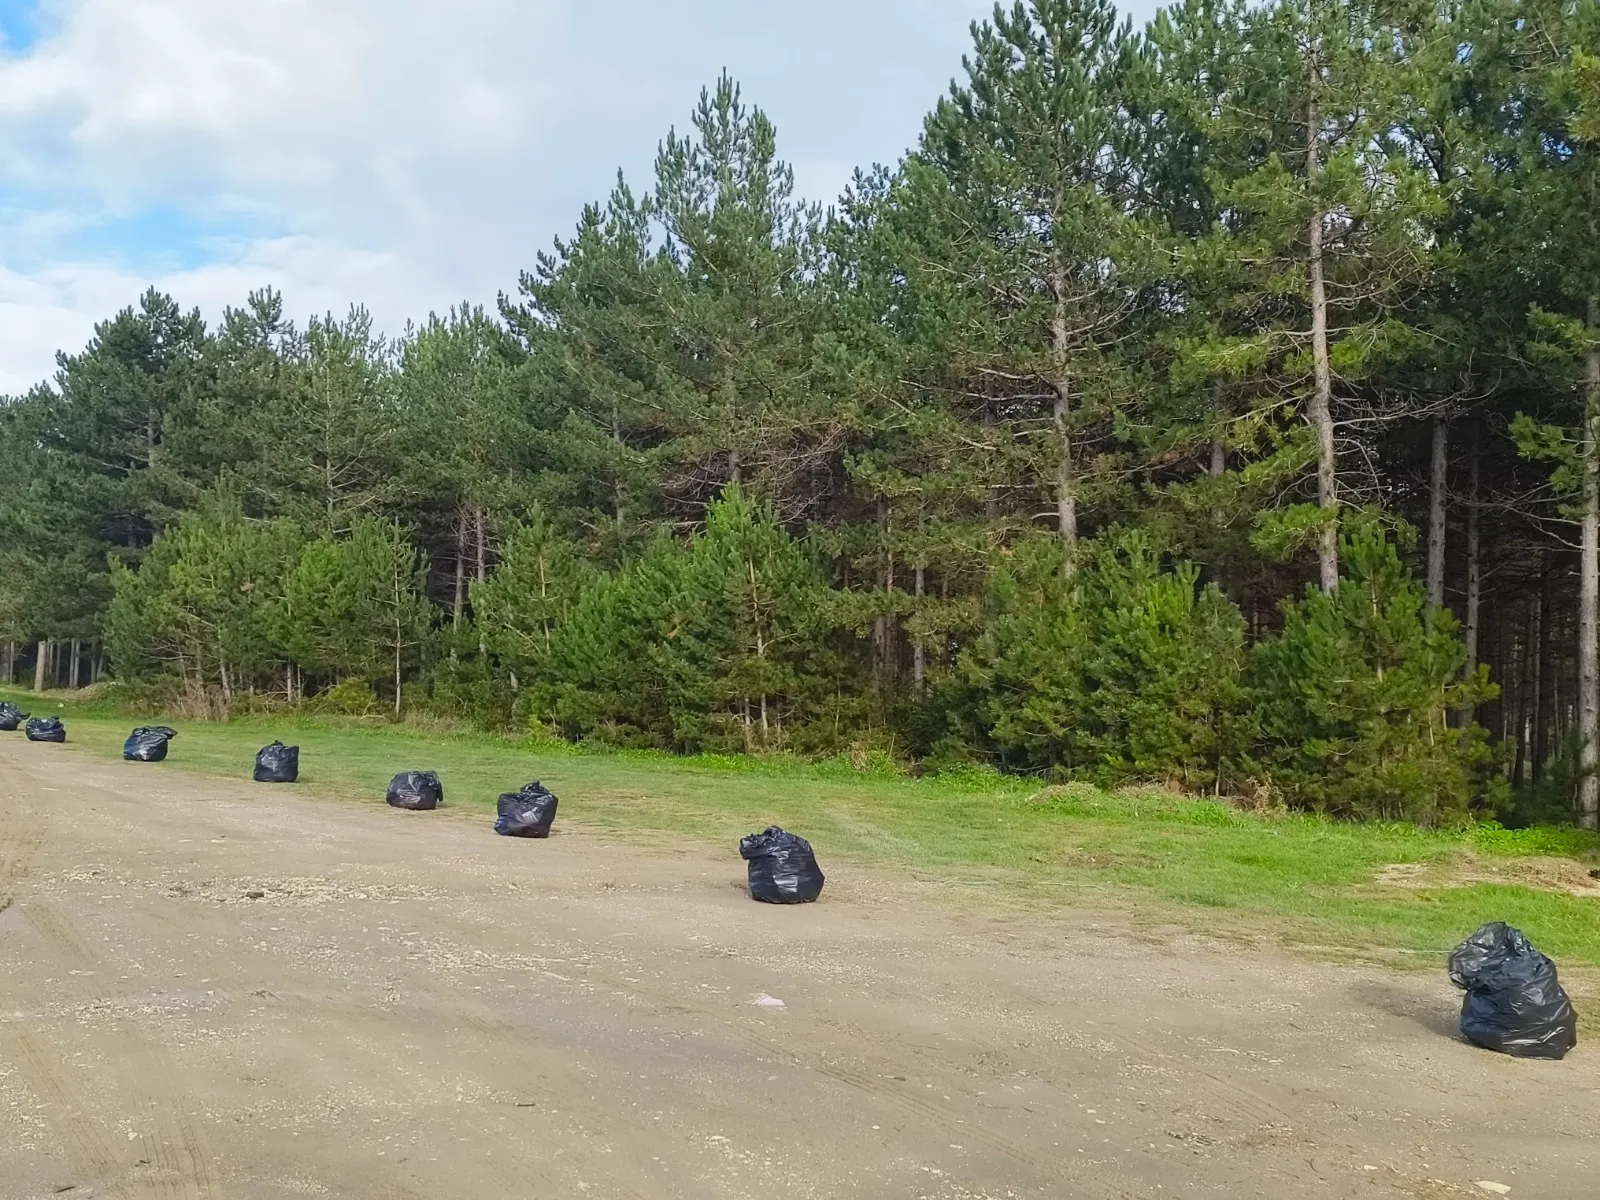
[0,0,1159,392]
[0,236,414,392]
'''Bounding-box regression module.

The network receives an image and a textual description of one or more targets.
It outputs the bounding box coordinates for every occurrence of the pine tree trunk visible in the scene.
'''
[1427,417,1448,621]
[724,371,742,490]
[1465,424,1482,677]
[453,510,467,630]
[474,506,490,659]
[1582,291,1600,828]
[1306,77,1338,592]
[1551,610,1566,772]
[747,558,770,747]
[538,555,552,648]
[883,543,897,685]
[33,639,48,692]
[68,638,81,689]
[872,501,890,686]
[1209,385,1228,479]
[1489,602,1507,743]
[983,403,1000,521]
[1535,560,1553,783]
[1049,262,1077,570]
[1052,385,1076,557]
[612,403,626,533]
[1511,609,1524,780]
[394,560,406,719]
[2,641,12,684]
[474,506,487,583]
[913,563,926,693]
[1517,601,1539,786]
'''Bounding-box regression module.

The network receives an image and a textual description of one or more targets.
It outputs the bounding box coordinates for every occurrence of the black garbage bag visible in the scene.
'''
[24,716,66,744]
[740,826,825,904]
[494,781,558,838]
[387,771,443,811]
[253,741,300,784]
[1449,922,1577,1060]
[123,726,178,762]
[0,702,30,732]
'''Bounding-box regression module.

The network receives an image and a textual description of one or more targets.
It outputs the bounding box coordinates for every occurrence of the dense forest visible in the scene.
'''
[1,0,1596,825]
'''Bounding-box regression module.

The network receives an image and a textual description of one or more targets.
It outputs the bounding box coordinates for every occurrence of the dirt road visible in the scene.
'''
[0,741,1594,1199]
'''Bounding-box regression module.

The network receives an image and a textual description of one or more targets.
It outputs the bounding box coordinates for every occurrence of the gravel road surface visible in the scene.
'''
[0,740,1594,1198]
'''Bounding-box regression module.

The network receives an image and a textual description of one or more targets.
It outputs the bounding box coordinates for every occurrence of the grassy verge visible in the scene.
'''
[9,688,1600,971]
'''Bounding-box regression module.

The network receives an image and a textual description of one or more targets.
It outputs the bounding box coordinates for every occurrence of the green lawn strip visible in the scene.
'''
[10,689,1600,972]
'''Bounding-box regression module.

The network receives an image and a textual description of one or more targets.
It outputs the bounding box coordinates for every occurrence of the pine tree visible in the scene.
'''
[261,309,399,534]
[39,288,207,542]
[1253,527,1497,822]
[648,75,830,519]
[902,0,1148,564]
[534,541,682,745]
[281,518,431,710]
[535,491,824,751]
[506,76,828,540]
[955,530,1252,785]
[470,510,591,683]
[1175,0,1442,589]
[105,489,304,701]
[1494,0,1600,823]
[396,305,531,624]
[669,488,824,751]
[504,179,675,549]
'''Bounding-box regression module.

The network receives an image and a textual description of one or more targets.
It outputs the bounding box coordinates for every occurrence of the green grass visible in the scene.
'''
[10,688,1600,971]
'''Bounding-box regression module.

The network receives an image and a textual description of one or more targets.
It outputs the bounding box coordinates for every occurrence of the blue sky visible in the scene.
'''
[0,0,1161,393]
[0,0,40,52]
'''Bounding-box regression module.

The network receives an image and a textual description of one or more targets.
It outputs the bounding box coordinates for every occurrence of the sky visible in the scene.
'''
[0,0,1161,395]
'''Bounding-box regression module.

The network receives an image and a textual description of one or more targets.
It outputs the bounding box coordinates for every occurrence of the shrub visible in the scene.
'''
[1251,529,1498,824]
[954,530,1254,788]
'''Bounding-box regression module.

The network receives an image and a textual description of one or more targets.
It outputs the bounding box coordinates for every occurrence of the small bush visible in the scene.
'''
[952,530,1254,788]
[306,679,380,717]
[1251,529,1498,824]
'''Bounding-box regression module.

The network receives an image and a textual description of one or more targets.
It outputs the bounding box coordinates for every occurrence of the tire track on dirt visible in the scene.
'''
[1002,983,1301,1128]
[241,971,669,1200]
[0,839,584,1200]
[1,892,221,1198]
[385,897,1099,1191]
[99,884,667,1200]
[0,765,46,917]
[402,898,1147,1196]
[567,958,1147,1200]
[2,1026,135,1196]
[1042,1006,1398,1193]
